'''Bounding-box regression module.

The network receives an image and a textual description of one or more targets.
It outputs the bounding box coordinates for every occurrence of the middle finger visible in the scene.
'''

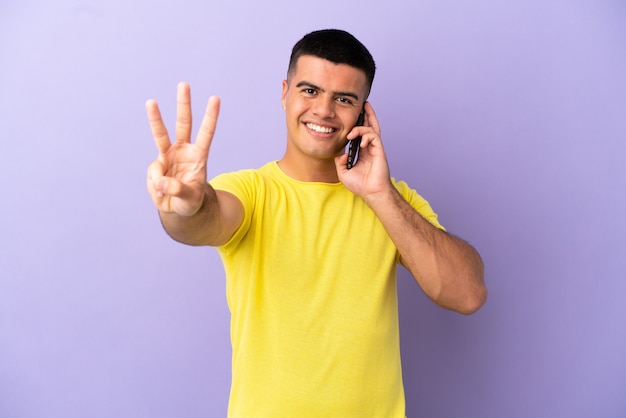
[175,82,192,143]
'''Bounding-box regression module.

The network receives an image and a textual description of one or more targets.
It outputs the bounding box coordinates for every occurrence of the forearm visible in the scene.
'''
[365,186,487,314]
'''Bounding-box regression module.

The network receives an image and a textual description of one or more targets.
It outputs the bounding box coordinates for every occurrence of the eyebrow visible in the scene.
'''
[295,81,360,102]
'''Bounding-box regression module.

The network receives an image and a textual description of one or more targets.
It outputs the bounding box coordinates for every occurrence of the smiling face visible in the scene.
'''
[280,55,368,179]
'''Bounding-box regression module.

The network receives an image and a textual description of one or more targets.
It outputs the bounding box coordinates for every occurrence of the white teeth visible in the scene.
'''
[306,123,335,134]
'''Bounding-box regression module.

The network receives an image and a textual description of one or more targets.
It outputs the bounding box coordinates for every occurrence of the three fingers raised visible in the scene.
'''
[146,83,221,156]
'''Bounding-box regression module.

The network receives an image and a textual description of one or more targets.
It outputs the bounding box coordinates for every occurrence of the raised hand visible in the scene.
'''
[335,101,392,201]
[146,82,221,217]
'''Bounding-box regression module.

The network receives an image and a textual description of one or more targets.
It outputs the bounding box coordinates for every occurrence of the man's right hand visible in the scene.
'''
[146,82,221,217]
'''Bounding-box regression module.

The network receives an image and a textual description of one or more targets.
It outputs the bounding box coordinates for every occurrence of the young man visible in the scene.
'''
[146,29,486,417]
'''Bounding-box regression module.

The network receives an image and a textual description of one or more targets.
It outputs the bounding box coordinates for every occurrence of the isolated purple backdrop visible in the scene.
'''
[1,1,625,417]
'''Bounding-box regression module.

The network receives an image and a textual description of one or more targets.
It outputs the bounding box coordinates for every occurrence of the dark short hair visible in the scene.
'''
[287,29,376,95]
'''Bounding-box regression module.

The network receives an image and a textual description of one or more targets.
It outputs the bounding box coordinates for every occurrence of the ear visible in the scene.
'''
[281,80,288,110]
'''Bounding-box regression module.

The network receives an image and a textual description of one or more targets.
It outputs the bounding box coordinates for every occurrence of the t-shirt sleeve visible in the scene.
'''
[209,170,257,250]
[392,179,446,231]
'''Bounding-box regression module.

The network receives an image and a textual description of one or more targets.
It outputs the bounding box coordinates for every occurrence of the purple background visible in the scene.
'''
[1,1,625,417]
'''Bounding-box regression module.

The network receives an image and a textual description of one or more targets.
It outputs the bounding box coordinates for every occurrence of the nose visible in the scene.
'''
[312,97,335,119]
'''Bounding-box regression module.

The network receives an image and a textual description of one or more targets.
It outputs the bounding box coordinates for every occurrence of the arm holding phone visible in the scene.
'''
[336,102,487,314]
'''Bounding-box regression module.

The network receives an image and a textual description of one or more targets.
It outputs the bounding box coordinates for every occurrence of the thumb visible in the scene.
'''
[153,176,195,199]
[154,177,206,216]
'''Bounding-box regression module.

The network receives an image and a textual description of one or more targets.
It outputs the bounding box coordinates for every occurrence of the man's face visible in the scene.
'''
[281,55,368,163]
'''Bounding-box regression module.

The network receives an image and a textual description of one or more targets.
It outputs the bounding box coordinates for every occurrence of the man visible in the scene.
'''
[146,29,486,417]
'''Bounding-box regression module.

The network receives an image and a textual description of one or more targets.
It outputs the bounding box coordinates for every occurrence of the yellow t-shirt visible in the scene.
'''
[210,162,443,418]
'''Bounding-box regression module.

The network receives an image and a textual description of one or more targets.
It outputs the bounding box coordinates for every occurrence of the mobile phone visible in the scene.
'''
[347,109,365,169]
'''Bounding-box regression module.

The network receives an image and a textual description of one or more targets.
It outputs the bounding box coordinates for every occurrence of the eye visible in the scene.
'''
[303,88,317,95]
[337,97,353,105]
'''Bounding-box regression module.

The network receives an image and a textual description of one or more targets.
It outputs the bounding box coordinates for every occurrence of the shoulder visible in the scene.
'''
[390,177,422,201]
[210,162,278,189]
[391,178,445,230]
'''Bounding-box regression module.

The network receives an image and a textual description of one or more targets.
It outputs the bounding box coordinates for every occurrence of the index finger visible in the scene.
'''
[195,96,221,153]
[363,101,381,135]
[146,99,171,156]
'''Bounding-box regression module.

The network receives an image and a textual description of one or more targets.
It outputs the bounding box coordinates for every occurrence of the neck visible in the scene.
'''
[277,155,340,183]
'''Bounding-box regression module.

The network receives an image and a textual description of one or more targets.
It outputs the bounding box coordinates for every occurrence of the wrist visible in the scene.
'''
[362,182,398,209]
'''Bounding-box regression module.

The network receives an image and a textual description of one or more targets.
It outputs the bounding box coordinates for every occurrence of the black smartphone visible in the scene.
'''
[347,109,365,169]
